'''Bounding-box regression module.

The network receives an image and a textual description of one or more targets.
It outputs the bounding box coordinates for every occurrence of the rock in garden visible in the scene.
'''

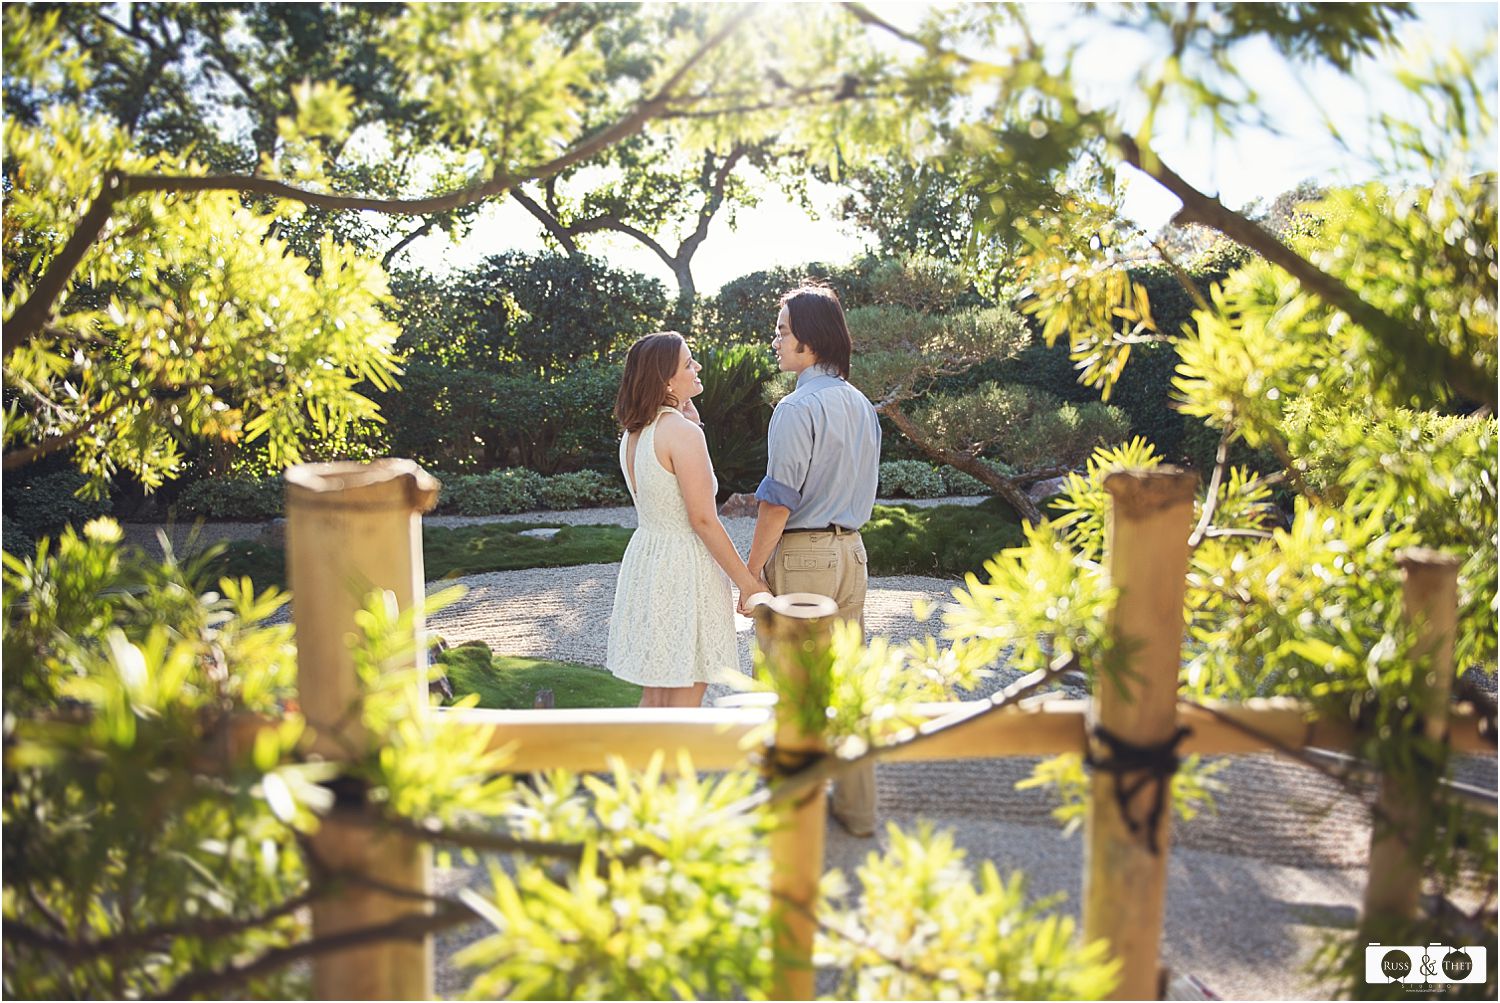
[518,528,561,540]
[718,492,759,518]
[1026,476,1070,503]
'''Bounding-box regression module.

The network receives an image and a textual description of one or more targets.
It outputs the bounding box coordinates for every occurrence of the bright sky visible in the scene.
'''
[403,1,1497,294]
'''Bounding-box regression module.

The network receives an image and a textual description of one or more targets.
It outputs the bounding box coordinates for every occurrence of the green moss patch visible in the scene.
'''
[862,498,1025,579]
[437,641,641,709]
[212,521,635,590]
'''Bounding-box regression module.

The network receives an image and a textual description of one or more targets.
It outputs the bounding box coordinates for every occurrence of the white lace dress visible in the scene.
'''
[605,408,739,687]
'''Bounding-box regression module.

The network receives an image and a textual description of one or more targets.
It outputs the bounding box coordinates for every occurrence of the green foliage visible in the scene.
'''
[537,469,630,511]
[1279,401,1496,677]
[458,757,775,1001]
[838,158,1016,288]
[3,100,402,494]
[385,5,601,173]
[214,522,637,590]
[700,258,880,347]
[434,468,627,516]
[439,469,547,517]
[862,500,1025,578]
[912,383,1130,472]
[695,343,777,496]
[1051,438,1167,562]
[391,253,669,376]
[1018,754,1229,837]
[1299,178,1496,409]
[942,463,1012,495]
[878,460,948,499]
[2,520,312,997]
[374,361,624,474]
[964,265,1241,465]
[0,467,112,550]
[820,824,1119,1000]
[438,643,642,709]
[175,475,285,520]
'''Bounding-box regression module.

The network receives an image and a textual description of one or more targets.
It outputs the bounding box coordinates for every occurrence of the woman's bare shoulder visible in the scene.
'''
[656,409,702,438]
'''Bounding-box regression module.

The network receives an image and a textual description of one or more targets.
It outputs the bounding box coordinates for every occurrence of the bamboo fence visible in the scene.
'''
[286,460,1494,1000]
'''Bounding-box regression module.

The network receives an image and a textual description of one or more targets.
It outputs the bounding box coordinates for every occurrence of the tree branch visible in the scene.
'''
[679,144,748,261]
[1188,424,1233,549]
[1117,134,1495,408]
[510,188,579,255]
[6,889,319,963]
[380,217,439,270]
[2,401,126,471]
[147,901,477,1001]
[571,216,678,270]
[879,402,1044,523]
[3,173,125,357]
[1,7,753,360]
[1149,236,1214,315]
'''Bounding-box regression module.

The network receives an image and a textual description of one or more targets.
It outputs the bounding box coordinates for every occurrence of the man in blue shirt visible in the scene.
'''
[743,283,882,836]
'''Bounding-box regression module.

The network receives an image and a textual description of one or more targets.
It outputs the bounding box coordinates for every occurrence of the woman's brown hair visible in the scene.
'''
[614,331,686,432]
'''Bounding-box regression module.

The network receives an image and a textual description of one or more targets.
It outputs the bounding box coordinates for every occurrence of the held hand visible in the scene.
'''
[680,398,702,426]
[737,589,773,616]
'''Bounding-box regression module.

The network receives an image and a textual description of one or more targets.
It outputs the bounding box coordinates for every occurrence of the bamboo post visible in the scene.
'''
[1084,468,1197,1001]
[286,459,440,1001]
[1362,548,1462,922]
[756,592,839,1002]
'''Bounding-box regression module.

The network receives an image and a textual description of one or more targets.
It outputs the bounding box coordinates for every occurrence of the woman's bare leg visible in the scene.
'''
[640,684,706,708]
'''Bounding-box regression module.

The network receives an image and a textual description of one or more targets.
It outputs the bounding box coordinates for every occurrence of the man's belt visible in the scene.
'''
[783,525,859,536]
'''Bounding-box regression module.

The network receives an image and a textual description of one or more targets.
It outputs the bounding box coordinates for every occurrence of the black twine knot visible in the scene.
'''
[1084,724,1192,856]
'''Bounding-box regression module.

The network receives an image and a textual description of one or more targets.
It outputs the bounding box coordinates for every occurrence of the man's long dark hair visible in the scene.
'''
[780,283,852,379]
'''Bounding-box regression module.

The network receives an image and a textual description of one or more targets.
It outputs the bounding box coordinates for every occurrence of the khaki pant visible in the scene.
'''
[758,529,875,834]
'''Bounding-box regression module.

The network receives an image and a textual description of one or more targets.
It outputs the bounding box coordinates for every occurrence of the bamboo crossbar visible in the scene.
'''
[434,698,1495,773]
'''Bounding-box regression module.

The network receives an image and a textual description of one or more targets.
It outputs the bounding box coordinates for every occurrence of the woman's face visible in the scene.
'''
[664,341,704,404]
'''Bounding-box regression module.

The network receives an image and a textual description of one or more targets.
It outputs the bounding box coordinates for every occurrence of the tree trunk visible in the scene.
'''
[670,261,696,333]
[879,402,1043,523]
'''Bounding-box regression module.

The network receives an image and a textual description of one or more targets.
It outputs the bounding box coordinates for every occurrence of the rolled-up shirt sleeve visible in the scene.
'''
[755,402,813,511]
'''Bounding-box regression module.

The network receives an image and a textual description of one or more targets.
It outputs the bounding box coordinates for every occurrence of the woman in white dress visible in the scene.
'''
[606,332,766,708]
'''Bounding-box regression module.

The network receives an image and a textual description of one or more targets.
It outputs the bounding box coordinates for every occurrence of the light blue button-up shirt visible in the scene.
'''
[755,364,881,530]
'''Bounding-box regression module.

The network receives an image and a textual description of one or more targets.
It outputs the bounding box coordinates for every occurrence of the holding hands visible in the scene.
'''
[736,564,772,616]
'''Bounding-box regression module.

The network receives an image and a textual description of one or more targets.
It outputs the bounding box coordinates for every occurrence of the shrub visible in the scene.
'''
[174,476,284,520]
[697,343,777,497]
[537,469,629,510]
[878,460,948,498]
[862,499,1025,578]
[376,361,624,475]
[702,258,882,347]
[1,468,113,544]
[1,513,34,560]
[391,252,670,375]
[438,469,546,516]
[940,461,1016,495]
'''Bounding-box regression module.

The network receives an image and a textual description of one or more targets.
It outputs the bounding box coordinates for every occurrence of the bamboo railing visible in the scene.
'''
[286,460,1494,1001]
